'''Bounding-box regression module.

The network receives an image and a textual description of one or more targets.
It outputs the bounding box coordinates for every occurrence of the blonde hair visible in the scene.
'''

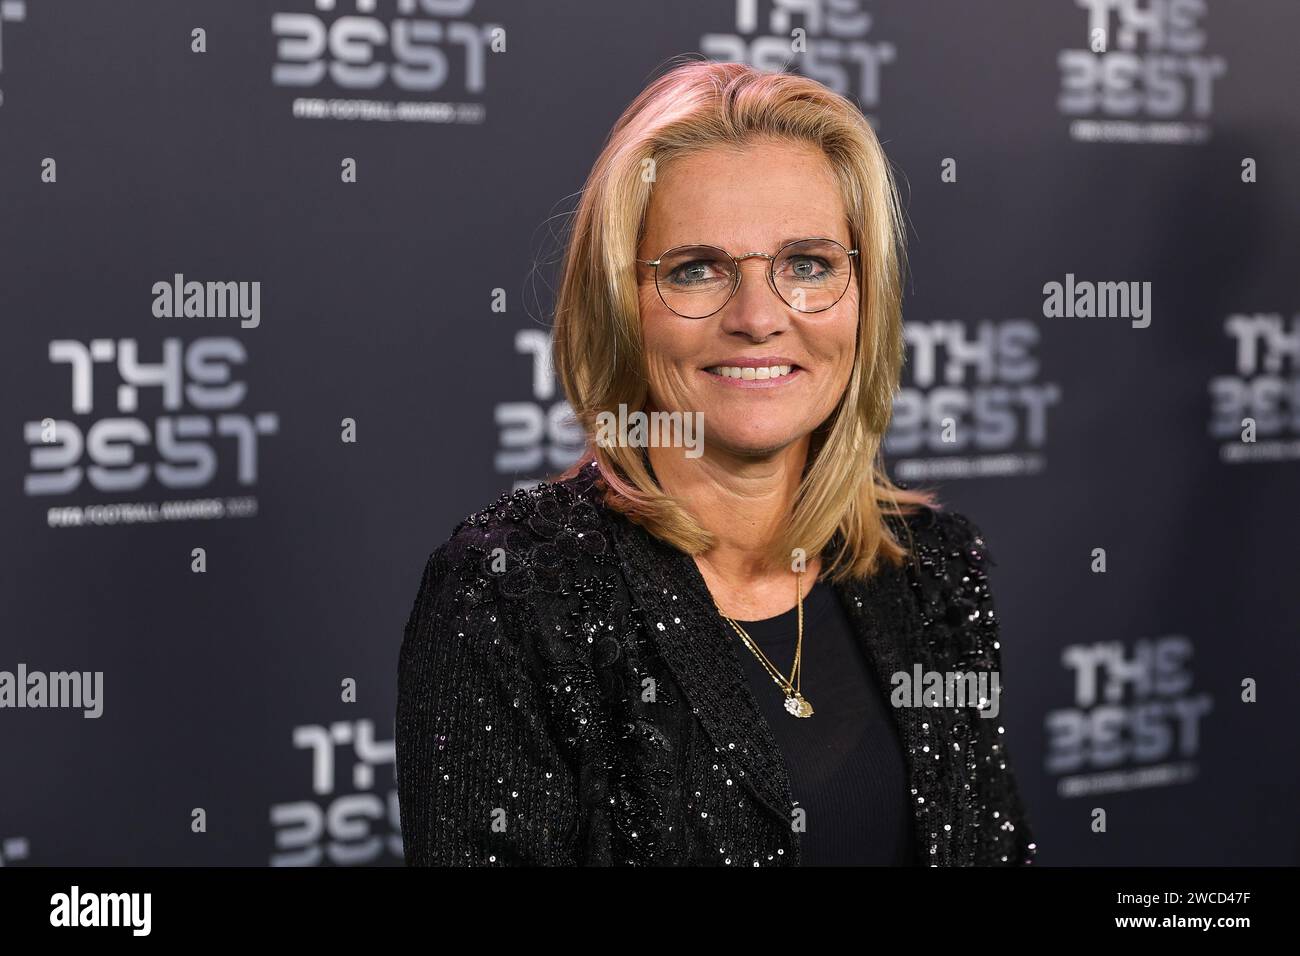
[551,58,934,583]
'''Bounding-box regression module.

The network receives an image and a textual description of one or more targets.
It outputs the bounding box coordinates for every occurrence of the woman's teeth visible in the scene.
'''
[705,365,794,380]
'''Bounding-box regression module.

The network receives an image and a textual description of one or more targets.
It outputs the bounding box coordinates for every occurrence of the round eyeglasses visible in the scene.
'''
[636,237,859,319]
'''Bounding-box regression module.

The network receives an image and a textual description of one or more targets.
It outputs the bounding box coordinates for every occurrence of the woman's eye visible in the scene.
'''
[669,260,725,284]
[786,256,829,279]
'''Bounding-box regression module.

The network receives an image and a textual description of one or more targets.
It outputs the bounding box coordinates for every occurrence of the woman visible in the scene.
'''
[397,59,1036,866]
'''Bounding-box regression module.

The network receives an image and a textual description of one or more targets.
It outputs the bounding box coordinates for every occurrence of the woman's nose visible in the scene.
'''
[720,258,790,336]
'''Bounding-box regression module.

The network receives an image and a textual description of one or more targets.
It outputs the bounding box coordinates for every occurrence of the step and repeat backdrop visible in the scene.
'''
[1,0,1297,866]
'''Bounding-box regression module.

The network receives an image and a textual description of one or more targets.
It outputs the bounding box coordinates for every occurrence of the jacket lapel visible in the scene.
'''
[832,533,963,865]
[607,514,800,847]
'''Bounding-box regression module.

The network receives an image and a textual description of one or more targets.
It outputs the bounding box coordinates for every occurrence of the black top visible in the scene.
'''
[730,577,917,866]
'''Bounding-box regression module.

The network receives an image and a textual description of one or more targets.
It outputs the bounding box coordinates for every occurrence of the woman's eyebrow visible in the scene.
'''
[653,234,844,252]
[776,234,841,247]
[710,235,840,251]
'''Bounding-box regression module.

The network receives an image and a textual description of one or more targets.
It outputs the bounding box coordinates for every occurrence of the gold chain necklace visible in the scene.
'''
[715,569,814,718]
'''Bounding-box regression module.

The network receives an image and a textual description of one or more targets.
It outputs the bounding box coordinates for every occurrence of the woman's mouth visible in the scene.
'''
[701,364,803,387]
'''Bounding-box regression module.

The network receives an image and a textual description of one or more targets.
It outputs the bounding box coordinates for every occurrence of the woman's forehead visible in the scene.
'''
[651,141,837,196]
[641,146,849,251]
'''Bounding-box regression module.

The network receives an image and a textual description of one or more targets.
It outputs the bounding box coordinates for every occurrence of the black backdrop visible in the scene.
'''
[1,0,1297,866]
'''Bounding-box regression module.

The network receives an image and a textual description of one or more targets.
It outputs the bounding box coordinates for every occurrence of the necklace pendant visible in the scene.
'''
[784,693,814,718]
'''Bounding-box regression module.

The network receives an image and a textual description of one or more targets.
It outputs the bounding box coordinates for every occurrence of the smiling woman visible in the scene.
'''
[396,58,1037,867]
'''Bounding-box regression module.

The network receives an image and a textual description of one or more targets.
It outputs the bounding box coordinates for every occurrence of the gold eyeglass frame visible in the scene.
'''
[635,236,860,319]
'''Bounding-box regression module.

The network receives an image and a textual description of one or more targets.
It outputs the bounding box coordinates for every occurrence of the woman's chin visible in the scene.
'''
[703,429,805,458]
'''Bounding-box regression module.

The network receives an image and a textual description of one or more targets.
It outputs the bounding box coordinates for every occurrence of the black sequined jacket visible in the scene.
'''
[396,460,1037,866]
